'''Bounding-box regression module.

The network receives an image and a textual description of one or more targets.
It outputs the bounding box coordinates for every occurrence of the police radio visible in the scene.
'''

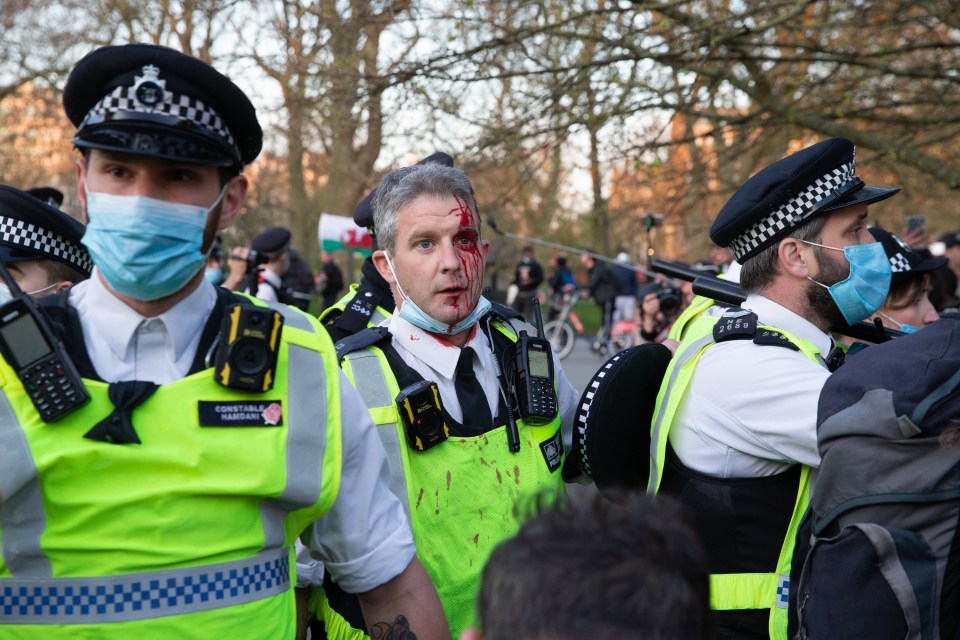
[213,303,283,392]
[0,264,89,421]
[513,299,558,426]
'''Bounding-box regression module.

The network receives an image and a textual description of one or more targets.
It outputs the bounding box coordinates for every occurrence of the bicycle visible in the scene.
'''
[542,292,585,360]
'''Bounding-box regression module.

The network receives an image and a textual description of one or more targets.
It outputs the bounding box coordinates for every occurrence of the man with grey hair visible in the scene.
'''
[648,138,898,640]
[329,162,579,638]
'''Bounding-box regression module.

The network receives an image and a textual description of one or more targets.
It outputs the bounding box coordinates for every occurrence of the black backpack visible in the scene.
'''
[792,317,960,640]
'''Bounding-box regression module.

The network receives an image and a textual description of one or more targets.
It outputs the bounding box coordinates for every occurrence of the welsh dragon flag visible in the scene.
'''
[318,213,372,256]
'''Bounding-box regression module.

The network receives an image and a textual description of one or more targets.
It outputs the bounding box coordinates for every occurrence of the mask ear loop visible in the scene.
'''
[382,251,411,301]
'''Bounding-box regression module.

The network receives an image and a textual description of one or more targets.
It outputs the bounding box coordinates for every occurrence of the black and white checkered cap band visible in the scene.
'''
[86,85,235,147]
[0,216,93,274]
[730,160,856,261]
[889,253,911,273]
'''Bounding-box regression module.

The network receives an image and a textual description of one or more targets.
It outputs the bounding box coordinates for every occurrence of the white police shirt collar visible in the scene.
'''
[69,268,217,383]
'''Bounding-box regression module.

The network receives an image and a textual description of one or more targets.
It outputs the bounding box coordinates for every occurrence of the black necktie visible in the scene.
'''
[455,347,493,435]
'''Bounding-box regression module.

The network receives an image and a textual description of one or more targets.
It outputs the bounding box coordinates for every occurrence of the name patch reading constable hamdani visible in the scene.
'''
[198,401,284,427]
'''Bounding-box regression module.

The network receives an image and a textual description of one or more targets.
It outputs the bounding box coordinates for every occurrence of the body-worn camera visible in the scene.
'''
[396,380,449,451]
[213,303,283,392]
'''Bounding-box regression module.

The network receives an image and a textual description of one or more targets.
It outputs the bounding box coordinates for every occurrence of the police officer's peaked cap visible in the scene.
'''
[0,185,92,276]
[711,138,899,262]
[25,187,64,208]
[64,44,262,167]
[353,151,455,229]
[869,226,946,285]
[252,227,291,258]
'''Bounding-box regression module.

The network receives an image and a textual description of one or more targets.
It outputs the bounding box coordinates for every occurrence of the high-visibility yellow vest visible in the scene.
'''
[0,294,343,639]
[340,319,565,638]
[649,314,822,640]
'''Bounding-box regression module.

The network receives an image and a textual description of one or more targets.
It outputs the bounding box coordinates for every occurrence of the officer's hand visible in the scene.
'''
[662,338,680,354]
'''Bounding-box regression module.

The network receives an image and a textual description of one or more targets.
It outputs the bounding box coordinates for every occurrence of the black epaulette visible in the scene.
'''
[753,327,800,351]
[334,326,390,360]
[713,308,758,342]
[712,308,800,352]
[489,300,523,321]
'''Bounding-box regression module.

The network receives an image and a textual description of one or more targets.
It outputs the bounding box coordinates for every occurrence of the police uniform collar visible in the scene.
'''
[386,313,489,381]
[72,270,218,366]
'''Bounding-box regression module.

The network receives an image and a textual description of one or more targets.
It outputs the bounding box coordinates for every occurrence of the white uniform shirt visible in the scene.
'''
[68,272,414,593]
[385,313,580,449]
[668,293,832,477]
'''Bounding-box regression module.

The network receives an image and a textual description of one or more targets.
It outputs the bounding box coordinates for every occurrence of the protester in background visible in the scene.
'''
[316,250,344,311]
[460,491,711,640]
[580,251,617,349]
[610,248,639,329]
[281,247,315,311]
[0,184,91,298]
[509,246,544,320]
[242,226,290,303]
[546,254,576,320]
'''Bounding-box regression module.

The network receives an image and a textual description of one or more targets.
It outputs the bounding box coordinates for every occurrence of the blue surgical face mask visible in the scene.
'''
[82,182,225,301]
[383,251,491,335]
[804,240,892,325]
[877,310,920,334]
[204,267,224,285]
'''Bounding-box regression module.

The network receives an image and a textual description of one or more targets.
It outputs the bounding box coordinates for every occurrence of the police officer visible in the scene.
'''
[648,138,898,639]
[331,162,579,638]
[321,151,454,342]
[0,44,447,640]
[0,184,92,299]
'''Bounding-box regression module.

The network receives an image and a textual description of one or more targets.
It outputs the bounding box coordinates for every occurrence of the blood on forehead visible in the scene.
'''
[448,195,484,307]
[448,195,479,229]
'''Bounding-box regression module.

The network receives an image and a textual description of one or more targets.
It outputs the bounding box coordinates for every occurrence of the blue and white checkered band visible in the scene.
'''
[0,215,93,274]
[84,82,235,148]
[730,159,857,261]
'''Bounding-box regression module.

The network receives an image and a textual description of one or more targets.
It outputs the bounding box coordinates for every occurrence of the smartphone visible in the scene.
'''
[906,215,926,233]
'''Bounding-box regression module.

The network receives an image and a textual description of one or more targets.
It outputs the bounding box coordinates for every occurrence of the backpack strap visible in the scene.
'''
[910,365,960,428]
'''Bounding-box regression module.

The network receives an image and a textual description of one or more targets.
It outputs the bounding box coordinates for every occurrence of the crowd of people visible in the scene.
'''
[0,42,958,640]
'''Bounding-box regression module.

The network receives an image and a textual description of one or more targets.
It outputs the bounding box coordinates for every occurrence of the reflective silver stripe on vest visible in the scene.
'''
[371,308,390,327]
[343,351,411,522]
[263,300,317,333]
[0,390,51,577]
[0,547,289,624]
[647,333,715,493]
[260,342,329,551]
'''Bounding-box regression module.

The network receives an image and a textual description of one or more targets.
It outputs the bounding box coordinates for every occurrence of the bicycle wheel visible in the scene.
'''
[544,319,576,360]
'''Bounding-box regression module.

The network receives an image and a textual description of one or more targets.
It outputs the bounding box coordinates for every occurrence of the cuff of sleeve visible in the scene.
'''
[323,519,415,594]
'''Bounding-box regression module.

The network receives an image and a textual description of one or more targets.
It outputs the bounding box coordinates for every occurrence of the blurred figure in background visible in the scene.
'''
[509,246,544,320]
[864,227,944,333]
[316,250,344,312]
[546,254,576,320]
